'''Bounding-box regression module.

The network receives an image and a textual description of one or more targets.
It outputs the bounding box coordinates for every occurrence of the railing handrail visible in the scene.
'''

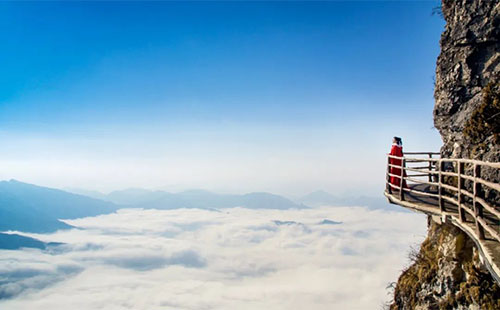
[385,151,499,244]
[403,151,441,155]
[386,152,500,169]
[439,157,500,169]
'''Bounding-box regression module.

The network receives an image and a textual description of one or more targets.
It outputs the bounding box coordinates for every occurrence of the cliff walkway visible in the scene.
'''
[384,152,500,284]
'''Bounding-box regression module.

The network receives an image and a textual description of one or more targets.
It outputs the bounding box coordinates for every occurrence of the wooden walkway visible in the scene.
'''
[384,153,500,284]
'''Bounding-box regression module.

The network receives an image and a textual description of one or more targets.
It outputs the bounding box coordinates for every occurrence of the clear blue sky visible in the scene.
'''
[0,1,445,196]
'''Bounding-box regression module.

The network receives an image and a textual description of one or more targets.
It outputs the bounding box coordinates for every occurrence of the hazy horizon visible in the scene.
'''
[0,178,388,204]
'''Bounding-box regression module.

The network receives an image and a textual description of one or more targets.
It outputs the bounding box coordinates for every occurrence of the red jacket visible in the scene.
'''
[389,144,407,187]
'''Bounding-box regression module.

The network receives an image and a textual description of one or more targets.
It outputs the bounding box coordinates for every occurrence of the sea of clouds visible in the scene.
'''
[0,206,427,310]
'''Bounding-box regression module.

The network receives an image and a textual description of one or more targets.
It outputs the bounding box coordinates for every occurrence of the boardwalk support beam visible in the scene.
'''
[400,158,406,201]
[458,162,466,223]
[473,164,485,240]
[438,160,445,212]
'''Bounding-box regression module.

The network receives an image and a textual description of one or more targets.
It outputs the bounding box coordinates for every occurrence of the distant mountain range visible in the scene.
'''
[67,187,306,210]
[0,233,62,250]
[0,179,401,249]
[0,180,118,233]
[69,187,398,211]
[0,180,305,239]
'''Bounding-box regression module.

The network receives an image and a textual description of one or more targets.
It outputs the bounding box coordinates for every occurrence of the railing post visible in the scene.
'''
[428,153,433,182]
[457,161,466,222]
[400,157,405,201]
[473,164,485,240]
[387,156,392,194]
[438,159,445,212]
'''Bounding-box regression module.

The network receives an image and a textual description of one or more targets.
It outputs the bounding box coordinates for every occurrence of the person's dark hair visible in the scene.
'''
[394,136,402,146]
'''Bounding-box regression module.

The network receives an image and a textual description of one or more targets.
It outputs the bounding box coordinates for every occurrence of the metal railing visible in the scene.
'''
[385,152,500,243]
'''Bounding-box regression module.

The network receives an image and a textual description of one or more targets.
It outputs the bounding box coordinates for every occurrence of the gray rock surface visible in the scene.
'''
[434,0,499,162]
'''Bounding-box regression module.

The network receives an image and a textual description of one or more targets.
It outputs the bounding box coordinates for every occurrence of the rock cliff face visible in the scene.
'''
[390,220,500,310]
[390,1,500,309]
[433,0,499,162]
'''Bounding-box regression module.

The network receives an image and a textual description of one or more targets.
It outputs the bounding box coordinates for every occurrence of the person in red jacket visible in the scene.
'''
[389,137,407,188]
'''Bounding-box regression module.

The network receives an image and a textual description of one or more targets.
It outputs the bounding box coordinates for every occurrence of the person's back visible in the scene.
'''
[389,137,407,188]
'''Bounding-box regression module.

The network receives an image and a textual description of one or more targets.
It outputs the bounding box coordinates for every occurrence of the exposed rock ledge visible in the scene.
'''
[390,219,500,310]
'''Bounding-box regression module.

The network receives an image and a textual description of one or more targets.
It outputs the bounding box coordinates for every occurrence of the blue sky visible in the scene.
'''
[0,1,445,196]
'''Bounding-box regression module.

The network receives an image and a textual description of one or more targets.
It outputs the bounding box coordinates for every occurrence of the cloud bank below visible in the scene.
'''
[0,206,427,310]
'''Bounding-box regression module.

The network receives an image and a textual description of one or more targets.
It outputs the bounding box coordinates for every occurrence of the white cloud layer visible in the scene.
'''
[0,206,427,310]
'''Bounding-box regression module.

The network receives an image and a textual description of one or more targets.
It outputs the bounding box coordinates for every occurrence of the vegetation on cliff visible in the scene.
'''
[463,81,500,157]
[390,220,500,310]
